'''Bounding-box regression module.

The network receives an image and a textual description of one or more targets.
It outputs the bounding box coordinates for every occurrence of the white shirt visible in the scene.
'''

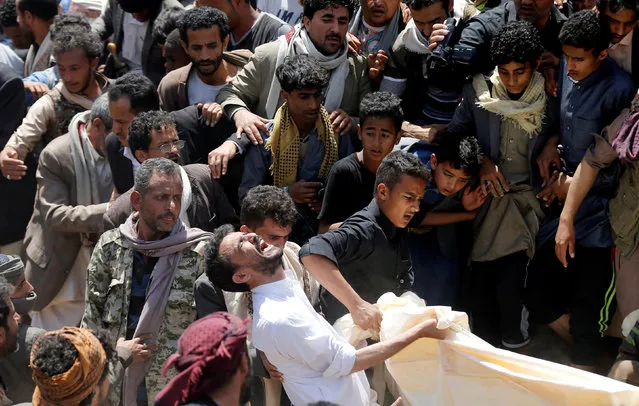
[609,30,633,75]
[252,271,375,406]
[122,146,141,176]
[121,13,147,72]
[187,71,225,105]
[256,0,303,26]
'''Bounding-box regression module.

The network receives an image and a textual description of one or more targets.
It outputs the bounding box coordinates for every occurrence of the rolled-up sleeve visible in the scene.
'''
[584,108,631,169]
[300,218,373,267]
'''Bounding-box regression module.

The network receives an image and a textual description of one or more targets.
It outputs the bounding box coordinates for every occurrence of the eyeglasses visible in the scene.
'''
[150,140,185,154]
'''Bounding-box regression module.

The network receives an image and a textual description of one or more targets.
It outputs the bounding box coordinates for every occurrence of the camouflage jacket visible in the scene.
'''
[80,228,207,405]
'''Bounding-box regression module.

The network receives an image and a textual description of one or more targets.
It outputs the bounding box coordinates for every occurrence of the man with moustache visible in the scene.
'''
[104,110,239,232]
[599,0,639,83]
[21,94,115,331]
[216,0,370,148]
[81,158,213,405]
[0,25,109,182]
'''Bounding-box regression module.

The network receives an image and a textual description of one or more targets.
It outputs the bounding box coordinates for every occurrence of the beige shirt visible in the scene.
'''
[609,31,633,76]
[5,81,99,151]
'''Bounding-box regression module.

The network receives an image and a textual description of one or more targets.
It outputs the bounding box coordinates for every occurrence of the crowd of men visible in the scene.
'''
[1,0,639,403]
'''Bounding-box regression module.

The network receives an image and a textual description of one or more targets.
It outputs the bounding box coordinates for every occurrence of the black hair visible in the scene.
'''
[117,0,161,14]
[240,186,298,230]
[276,54,329,93]
[375,151,429,192]
[134,158,182,196]
[52,26,102,61]
[491,21,543,66]
[359,91,404,133]
[0,278,11,333]
[404,0,450,11]
[203,224,250,292]
[435,131,483,177]
[128,110,176,156]
[559,9,611,55]
[16,0,57,21]
[108,72,160,114]
[152,6,184,45]
[178,6,230,45]
[0,0,18,28]
[50,12,91,40]
[303,0,356,20]
[599,0,639,16]
[31,330,116,406]
[165,28,182,48]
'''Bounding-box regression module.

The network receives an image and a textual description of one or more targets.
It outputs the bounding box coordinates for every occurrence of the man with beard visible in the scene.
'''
[0,279,20,405]
[16,0,57,77]
[158,7,251,112]
[20,94,114,331]
[216,0,370,147]
[0,25,109,181]
[81,158,213,405]
[104,110,239,232]
[155,312,253,406]
[0,258,44,405]
[347,0,405,56]
[203,223,447,406]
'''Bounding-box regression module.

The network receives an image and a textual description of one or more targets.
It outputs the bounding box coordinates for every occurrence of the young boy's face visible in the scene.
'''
[430,154,471,196]
[358,117,401,167]
[562,44,607,82]
[497,61,537,96]
[282,87,324,129]
[377,174,426,228]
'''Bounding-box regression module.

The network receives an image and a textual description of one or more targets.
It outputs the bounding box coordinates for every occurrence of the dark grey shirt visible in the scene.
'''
[227,12,291,53]
[299,200,411,323]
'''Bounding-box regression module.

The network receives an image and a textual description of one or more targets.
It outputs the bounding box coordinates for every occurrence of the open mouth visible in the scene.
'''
[254,236,269,253]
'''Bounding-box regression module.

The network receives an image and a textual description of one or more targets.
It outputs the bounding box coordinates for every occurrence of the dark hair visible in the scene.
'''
[435,132,483,177]
[50,12,91,40]
[599,0,639,16]
[128,110,176,156]
[559,9,611,55]
[152,6,184,45]
[117,0,161,14]
[31,331,115,406]
[134,158,182,196]
[0,278,11,333]
[375,151,429,192]
[165,28,182,48]
[404,0,450,11]
[16,0,57,21]
[204,224,250,292]
[491,21,543,66]
[240,186,298,230]
[303,0,356,20]
[52,26,102,61]
[108,72,160,114]
[359,91,404,133]
[178,6,230,45]
[276,54,329,93]
[0,0,17,28]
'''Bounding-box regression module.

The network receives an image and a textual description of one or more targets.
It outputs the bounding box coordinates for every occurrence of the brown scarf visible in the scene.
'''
[31,327,106,406]
[265,103,339,187]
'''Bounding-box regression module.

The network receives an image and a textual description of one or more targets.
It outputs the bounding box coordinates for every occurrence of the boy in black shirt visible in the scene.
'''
[318,92,402,233]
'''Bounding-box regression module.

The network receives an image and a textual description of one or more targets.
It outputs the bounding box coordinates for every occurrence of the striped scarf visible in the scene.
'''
[266,103,339,187]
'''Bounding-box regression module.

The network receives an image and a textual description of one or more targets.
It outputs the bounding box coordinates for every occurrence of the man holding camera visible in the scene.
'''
[239,55,353,245]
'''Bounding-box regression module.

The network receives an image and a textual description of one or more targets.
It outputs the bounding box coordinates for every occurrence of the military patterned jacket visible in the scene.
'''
[80,228,207,405]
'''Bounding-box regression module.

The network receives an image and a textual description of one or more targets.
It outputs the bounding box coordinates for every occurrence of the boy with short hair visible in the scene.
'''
[528,10,634,370]
[318,91,403,233]
[405,132,484,306]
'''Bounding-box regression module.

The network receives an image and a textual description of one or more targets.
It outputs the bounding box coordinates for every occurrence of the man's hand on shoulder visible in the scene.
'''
[233,109,270,145]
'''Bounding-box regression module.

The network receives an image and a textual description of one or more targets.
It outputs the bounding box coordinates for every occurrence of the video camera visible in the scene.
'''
[426,17,476,83]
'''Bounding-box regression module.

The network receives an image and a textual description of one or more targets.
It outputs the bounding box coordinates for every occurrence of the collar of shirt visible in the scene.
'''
[122,146,141,175]
[566,57,612,89]
[366,199,398,239]
[251,269,296,295]
[611,30,634,49]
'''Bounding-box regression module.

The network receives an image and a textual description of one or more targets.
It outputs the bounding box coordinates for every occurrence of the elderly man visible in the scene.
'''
[81,158,213,405]
[348,0,405,56]
[216,0,370,146]
[0,255,44,405]
[105,110,239,231]
[204,224,447,406]
[23,94,114,331]
[155,312,252,406]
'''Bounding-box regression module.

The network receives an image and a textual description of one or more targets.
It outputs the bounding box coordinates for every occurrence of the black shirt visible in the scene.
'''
[318,153,376,225]
[300,200,411,323]
[126,253,159,340]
